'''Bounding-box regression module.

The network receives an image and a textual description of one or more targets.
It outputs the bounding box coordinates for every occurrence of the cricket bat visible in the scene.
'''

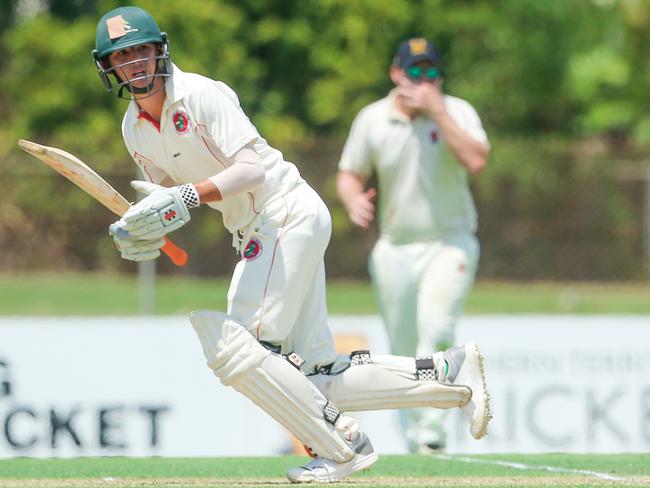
[18,139,188,266]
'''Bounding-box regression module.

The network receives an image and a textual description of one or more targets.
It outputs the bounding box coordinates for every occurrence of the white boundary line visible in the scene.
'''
[432,454,625,482]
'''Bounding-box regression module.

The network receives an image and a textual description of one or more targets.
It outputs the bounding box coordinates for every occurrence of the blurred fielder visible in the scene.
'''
[94,8,490,482]
[337,38,490,452]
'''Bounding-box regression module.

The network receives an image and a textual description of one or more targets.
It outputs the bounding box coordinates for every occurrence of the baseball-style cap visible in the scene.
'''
[393,38,441,68]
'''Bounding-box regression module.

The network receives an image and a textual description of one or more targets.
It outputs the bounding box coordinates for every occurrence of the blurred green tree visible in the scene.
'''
[0,0,647,279]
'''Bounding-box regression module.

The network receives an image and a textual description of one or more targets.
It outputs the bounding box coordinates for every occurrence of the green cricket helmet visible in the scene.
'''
[92,6,171,99]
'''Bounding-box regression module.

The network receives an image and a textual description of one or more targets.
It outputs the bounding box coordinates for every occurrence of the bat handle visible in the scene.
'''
[162,237,188,266]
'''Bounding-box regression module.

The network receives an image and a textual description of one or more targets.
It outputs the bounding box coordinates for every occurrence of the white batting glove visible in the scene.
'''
[109,221,165,261]
[121,181,200,240]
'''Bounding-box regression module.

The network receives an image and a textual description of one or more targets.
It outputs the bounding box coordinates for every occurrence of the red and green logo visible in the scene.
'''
[172,110,190,134]
[243,238,262,261]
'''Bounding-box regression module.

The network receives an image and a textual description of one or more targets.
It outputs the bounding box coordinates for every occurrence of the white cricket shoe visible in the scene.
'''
[287,432,378,483]
[442,342,492,439]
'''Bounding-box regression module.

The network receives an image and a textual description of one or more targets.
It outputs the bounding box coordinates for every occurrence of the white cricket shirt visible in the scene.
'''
[122,64,303,234]
[338,91,488,244]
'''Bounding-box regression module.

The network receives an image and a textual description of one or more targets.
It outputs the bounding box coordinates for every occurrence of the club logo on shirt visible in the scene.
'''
[243,238,263,261]
[430,130,439,142]
[172,110,190,134]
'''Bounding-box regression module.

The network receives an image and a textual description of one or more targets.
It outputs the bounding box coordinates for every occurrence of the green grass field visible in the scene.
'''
[0,454,648,487]
[1,273,649,315]
[1,275,649,487]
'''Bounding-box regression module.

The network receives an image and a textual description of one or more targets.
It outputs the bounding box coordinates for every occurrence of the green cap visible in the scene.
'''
[94,6,165,60]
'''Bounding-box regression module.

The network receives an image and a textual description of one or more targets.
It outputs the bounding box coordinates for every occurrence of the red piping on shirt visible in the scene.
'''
[138,111,161,132]
[199,127,260,215]
[247,193,260,215]
[199,133,227,170]
[132,151,156,181]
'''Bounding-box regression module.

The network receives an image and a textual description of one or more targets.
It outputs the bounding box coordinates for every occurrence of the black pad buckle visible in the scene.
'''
[284,351,305,370]
[323,400,341,425]
[315,363,333,375]
[350,350,372,366]
[415,357,436,381]
[259,341,281,354]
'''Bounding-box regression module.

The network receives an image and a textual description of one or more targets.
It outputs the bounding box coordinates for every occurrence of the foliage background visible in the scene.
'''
[1,0,649,281]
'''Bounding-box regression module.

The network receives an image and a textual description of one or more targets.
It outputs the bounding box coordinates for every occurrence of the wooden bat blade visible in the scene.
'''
[19,139,130,216]
[18,139,188,266]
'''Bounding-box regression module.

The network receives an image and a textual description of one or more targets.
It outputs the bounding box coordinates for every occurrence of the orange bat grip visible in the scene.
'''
[161,237,188,266]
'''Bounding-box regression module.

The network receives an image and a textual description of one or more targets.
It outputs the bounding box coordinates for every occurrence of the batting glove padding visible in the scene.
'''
[121,181,199,240]
[109,221,165,261]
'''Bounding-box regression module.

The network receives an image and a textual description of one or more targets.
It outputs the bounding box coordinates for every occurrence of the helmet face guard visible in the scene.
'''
[94,40,171,100]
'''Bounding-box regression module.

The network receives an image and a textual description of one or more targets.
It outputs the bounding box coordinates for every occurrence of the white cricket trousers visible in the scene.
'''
[226,182,337,374]
[368,233,479,448]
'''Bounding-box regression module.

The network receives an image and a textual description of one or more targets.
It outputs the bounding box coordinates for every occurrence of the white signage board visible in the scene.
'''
[1,315,649,457]
[0,316,404,458]
[450,315,650,454]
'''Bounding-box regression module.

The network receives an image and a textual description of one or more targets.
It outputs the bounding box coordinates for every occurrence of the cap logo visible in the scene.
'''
[408,38,428,55]
[106,15,139,40]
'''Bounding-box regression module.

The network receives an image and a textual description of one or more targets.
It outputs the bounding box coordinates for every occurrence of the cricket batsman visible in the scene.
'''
[94,7,491,482]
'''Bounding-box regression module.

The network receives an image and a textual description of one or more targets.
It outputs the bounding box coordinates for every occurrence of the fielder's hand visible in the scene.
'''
[396,79,446,119]
[121,181,200,240]
[347,188,376,229]
[109,222,165,261]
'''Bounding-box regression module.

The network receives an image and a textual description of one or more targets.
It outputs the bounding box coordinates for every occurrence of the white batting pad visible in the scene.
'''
[308,353,471,412]
[189,310,355,463]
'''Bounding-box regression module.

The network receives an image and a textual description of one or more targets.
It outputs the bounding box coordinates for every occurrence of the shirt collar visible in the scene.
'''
[164,62,185,105]
[127,63,185,127]
[387,89,411,124]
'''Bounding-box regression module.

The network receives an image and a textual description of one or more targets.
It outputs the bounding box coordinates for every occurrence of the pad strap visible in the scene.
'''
[285,351,305,370]
[323,401,341,425]
[308,351,471,412]
[350,350,372,366]
[415,357,437,381]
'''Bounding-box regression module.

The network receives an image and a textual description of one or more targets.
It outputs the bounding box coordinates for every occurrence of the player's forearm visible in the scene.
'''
[433,112,488,175]
[194,166,265,203]
[337,170,376,228]
[143,171,226,202]
[206,161,265,201]
[336,171,366,210]
[193,178,223,202]
[198,146,266,203]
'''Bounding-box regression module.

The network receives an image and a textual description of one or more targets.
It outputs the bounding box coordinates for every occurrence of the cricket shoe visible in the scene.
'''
[440,342,492,439]
[287,432,378,483]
